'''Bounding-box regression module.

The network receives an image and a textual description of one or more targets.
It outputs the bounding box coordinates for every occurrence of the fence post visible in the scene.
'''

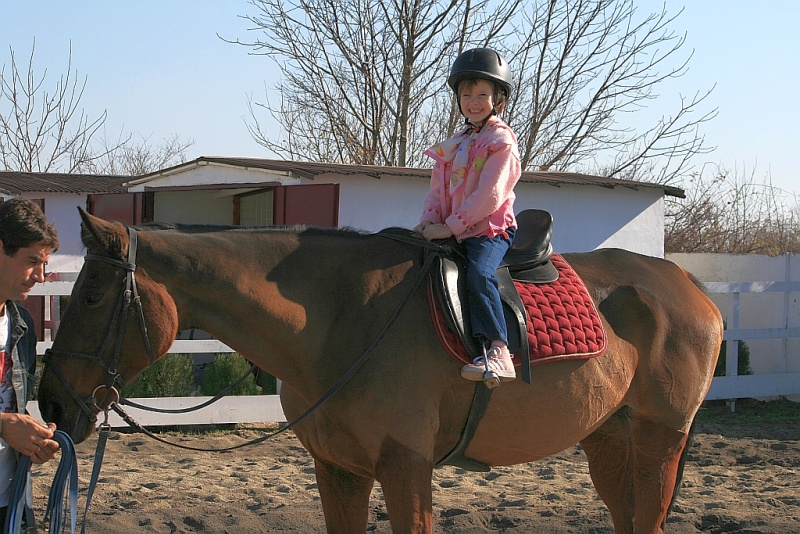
[780,255,791,374]
[725,291,741,412]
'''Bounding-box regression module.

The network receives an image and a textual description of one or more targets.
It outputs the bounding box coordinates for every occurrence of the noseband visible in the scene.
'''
[43,227,155,422]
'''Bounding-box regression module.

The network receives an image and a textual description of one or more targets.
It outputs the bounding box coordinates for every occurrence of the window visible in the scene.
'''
[237,190,274,226]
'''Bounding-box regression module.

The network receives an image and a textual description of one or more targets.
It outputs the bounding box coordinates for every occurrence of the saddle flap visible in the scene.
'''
[432,255,480,357]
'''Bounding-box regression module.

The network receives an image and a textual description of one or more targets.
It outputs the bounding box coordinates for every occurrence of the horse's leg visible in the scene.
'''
[581,410,635,534]
[376,436,435,534]
[583,411,692,534]
[314,459,374,533]
[630,417,691,533]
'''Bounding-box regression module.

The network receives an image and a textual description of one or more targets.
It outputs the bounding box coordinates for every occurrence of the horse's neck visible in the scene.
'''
[137,229,412,388]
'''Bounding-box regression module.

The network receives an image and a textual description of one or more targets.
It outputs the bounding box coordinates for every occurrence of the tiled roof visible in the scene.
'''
[133,157,685,198]
[0,172,128,194]
[1,158,686,198]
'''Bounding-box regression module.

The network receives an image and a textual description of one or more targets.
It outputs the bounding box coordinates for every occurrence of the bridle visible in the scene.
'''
[43,227,155,424]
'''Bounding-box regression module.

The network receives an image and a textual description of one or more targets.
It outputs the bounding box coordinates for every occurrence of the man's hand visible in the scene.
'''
[1,413,60,464]
[421,223,454,241]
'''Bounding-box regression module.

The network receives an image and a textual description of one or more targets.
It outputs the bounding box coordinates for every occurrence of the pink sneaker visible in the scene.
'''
[461,345,516,382]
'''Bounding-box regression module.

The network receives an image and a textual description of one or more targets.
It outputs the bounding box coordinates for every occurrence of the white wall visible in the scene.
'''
[129,162,301,189]
[308,174,428,232]
[310,173,667,257]
[514,184,665,255]
[15,168,669,273]
[22,192,86,272]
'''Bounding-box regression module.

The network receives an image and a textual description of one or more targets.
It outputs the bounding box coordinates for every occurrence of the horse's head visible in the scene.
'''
[38,209,179,442]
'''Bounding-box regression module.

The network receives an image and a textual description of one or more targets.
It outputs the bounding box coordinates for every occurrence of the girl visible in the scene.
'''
[415,48,521,385]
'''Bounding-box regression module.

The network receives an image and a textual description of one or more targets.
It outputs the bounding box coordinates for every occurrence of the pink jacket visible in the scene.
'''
[420,117,521,241]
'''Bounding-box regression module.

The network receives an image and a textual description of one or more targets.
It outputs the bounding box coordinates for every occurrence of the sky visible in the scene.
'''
[2,1,798,197]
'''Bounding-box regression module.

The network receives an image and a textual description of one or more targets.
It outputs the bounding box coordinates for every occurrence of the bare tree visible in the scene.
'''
[0,41,112,173]
[665,164,799,255]
[1,41,192,176]
[236,0,498,166]
[75,132,194,176]
[232,0,715,182]
[507,1,717,183]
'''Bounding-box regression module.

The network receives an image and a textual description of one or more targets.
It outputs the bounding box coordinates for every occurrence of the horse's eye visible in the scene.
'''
[85,293,104,305]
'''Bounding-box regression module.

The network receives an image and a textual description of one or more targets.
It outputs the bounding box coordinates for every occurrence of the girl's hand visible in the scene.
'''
[421,224,453,241]
[413,221,433,234]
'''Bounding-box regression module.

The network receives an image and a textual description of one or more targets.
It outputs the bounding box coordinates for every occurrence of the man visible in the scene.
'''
[0,198,60,526]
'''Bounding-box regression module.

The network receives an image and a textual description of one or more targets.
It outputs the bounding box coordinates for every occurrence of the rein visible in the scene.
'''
[112,245,439,452]
[45,227,440,453]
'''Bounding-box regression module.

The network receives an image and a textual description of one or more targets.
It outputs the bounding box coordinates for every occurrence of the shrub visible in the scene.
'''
[714,321,753,377]
[122,353,197,398]
[31,355,45,400]
[256,370,278,395]
[201,353,259,396]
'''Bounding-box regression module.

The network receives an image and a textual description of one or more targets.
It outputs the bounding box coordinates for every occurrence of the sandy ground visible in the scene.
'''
[29,400,799,533]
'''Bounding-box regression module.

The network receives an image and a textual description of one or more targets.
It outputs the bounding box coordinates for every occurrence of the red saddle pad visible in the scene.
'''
[429,254,607,367]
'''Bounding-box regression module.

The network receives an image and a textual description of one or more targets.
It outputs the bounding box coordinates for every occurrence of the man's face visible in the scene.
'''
[0,240,50,303]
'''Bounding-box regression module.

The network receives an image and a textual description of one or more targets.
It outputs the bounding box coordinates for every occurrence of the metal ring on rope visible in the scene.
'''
[90,385,120,414]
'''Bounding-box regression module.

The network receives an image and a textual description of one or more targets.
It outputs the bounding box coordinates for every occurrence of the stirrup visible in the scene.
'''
[461,345,514,388]
[481,348,504,389]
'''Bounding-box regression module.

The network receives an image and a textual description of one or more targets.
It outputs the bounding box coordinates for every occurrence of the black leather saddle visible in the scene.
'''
[429,209,557,385]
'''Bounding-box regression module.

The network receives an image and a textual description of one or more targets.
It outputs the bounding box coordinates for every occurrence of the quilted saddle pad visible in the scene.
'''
[429,254,608,367]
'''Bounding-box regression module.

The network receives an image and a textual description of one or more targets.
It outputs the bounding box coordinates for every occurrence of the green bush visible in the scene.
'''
[256,370,278,395]
[122,353,197,398]
[201,353,259,396]
[714,321,753,377]
[31,355,45,401]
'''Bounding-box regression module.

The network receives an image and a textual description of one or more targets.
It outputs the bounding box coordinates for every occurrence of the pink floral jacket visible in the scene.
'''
[419,117,521,241]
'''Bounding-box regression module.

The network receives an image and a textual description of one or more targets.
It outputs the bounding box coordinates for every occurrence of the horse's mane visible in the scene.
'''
[131,221,395,239]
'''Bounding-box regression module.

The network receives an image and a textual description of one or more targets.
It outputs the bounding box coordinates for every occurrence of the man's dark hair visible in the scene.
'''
[0,198,59,256]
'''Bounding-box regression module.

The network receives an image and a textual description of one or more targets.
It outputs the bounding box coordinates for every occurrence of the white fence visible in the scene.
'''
[669,253,800,403]
[703,280,800,401]
[29,258,799,426]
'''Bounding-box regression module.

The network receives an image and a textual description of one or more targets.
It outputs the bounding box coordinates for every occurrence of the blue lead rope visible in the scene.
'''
[4,430,79,534]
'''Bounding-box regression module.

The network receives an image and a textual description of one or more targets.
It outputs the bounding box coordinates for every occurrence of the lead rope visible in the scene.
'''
[5,430,79,534]
[81,417,112,534]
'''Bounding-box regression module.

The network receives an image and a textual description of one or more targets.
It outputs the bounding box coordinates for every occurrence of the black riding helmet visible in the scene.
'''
[447,48,513,102]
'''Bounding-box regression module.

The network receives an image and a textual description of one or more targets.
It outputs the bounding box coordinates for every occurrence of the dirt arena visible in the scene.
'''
[30,399,799,533]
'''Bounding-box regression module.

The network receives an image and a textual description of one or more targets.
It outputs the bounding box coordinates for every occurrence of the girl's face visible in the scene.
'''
[458,79,497,123]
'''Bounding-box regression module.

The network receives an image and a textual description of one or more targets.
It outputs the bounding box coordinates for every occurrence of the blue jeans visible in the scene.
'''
[463,228,515,347]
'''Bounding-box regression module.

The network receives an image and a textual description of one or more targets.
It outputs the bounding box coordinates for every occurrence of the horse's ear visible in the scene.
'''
[78,207,126,258]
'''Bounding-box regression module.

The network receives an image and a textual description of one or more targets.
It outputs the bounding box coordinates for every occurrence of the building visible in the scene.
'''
[1,158,684,339]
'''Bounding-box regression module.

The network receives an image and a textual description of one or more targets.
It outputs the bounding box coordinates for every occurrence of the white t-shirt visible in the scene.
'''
[0,310,14,507]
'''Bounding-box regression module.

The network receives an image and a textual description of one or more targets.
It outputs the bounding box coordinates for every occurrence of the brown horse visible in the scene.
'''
[38,210,722,533]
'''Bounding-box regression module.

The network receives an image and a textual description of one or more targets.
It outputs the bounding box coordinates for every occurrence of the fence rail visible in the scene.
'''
[702,280,800,401]
[31,272,798,426]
